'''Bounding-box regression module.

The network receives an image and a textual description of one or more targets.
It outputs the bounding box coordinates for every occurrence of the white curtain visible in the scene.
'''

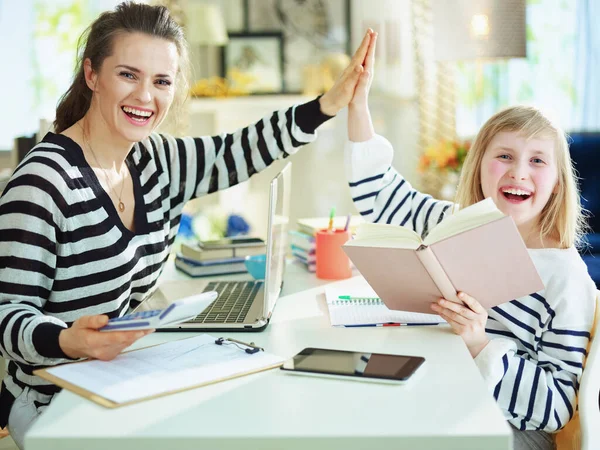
[573,0,600,130]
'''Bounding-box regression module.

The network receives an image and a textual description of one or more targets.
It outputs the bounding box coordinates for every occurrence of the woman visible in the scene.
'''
[0,2,376,448]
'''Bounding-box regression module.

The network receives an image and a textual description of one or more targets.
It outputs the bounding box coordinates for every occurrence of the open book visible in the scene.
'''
[343,198,544,314]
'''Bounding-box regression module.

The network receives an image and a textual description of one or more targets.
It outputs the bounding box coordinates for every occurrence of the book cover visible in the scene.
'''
[180,242,265,261]
[288,230,316,252]
[174,255,247,277]
[290,245,316,262]
[343,199,544,314]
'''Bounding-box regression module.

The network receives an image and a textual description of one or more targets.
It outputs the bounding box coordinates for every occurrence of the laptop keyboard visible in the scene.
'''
[190,281,264,324]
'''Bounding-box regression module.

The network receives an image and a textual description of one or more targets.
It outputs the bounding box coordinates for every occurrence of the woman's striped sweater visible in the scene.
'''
[344,134,596,432]
[0,98,330,427]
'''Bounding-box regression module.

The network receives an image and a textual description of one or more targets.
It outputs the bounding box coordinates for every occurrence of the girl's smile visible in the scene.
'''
[480,131,558,243]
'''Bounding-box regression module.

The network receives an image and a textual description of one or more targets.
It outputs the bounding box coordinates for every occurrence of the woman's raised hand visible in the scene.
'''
[59,314,153,361]
[318,29,377,116]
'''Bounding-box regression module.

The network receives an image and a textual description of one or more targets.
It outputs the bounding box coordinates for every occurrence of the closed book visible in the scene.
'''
[296,215,363,236]
[174,254,247,277]
[291,245,316,263]
[180,242,265,261]
[288,230,316,252]
[198,237,265,250]
[343,198,544,314]
[293,255,316,272]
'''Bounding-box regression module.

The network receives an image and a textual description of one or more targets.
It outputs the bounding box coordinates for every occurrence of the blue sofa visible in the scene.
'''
[568,132,600,288]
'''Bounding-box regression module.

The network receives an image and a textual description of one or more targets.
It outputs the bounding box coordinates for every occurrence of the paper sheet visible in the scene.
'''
[45,334,283,404]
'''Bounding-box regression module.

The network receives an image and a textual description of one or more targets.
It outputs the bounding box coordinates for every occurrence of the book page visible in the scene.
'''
[423,198,504,245]
[325,287,444,326]
[344,223,422,249]
[44,334,283,405]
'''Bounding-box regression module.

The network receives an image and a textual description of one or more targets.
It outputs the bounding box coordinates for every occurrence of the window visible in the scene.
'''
[0,0,123,150]
[455,0,598,137]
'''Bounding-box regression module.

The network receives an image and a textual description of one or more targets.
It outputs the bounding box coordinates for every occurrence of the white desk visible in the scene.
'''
[26,260,512,450]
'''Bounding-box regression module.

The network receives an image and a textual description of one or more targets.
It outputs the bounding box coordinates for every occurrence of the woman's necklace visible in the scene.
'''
[81,126,127,213]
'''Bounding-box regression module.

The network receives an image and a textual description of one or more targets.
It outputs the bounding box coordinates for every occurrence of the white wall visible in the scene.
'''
[182,0,421,239]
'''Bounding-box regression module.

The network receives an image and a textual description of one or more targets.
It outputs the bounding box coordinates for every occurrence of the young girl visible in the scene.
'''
[0,2,376,448]
[345,35,596,450]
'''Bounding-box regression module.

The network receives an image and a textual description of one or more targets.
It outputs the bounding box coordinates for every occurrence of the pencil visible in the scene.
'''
[343,214,351,231]
[327,207,336,232]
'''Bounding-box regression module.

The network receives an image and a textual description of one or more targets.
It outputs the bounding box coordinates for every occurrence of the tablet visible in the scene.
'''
[280,347,425,384]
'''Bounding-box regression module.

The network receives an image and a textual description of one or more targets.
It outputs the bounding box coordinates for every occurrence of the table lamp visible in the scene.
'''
[431,0,526,141]
[186,3,229,80]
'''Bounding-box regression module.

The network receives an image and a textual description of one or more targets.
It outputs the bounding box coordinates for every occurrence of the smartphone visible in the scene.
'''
[199,237,265,249]
[280,348,425,384]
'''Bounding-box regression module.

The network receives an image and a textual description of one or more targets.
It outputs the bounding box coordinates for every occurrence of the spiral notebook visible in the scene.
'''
[325,285,444,327]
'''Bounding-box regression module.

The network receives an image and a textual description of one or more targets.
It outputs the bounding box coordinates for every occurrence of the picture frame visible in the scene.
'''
[221,32,285,94]
[245,0,351,93]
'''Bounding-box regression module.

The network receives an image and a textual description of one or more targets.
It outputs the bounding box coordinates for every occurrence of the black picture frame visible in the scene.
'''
[244,0,352,93]
[221,32,285,94]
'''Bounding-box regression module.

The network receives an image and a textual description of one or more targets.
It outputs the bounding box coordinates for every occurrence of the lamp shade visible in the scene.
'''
[186,3,228,45]
[432,0,526,61]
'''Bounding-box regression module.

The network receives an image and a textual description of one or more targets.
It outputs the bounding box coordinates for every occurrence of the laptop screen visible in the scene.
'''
[264,162,291,317]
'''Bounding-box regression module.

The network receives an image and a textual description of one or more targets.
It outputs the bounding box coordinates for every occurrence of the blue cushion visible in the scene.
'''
[581,254,600,289]
[568,133,600,234]
[581,234,600,253]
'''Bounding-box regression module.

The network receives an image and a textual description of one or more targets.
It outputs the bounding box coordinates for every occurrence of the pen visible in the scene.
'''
[341,323,441,328]
[343,213,351,232]
[338,295,381,301]
[327,207,336,232]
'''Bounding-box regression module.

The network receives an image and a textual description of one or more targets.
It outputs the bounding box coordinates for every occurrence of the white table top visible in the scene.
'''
[26,260,512,450]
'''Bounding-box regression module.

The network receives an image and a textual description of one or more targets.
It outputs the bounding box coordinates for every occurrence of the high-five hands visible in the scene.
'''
[319,29,378,116]
[431,292,490,358]
[349,27,377,109]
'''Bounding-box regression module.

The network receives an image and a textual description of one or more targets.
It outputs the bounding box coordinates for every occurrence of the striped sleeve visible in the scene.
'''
[475,273,596,432]
[344,134,454,235]
[155,97,331,207]
[0,149,73,366]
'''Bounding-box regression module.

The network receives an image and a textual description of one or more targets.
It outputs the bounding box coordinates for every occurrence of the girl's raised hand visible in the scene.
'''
[431,292,489,357]
[318,29,376,116]
[59,314,154,361]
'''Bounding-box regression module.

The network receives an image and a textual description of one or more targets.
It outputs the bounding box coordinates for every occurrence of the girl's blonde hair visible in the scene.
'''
[454,105,585,249]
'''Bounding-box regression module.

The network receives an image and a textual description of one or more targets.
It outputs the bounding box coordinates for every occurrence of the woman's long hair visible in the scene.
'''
[53,1,190,133]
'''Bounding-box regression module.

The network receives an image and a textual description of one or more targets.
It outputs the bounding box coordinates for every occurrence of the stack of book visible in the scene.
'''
[289,230,316,272]
[289,216,364,272]
[175,237,266,277]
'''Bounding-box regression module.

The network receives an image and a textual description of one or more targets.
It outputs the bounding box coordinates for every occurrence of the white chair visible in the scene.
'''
[579,292,600,450]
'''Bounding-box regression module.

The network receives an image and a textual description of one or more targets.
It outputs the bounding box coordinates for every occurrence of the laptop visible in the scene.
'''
[136,162,291,332]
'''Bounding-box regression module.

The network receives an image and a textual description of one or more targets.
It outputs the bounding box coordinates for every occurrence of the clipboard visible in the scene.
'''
[33,334,284,408]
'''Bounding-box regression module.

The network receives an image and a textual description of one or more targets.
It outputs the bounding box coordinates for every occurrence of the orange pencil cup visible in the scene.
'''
[316,229,352,280]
